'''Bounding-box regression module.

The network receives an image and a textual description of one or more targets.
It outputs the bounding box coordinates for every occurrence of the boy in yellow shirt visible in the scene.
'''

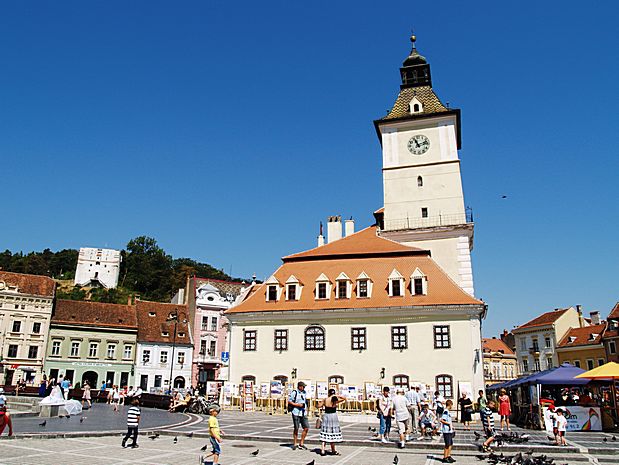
[200,406,224,465]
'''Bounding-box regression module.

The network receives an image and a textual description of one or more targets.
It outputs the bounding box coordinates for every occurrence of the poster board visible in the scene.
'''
[259,382,270,398]
[270,380,283,398]
[364,382,379,399]
[316,381,328,399]
[206,381,221,400]
[457,381,473,398]
[242,381,255,411]
[222,382,237,407]
[301,380,316,399]
[542,406,602,432]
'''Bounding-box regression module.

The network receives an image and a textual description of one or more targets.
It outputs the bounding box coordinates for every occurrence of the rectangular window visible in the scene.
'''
[520,338,527,351]
[209,340,217,357]
[70,341,80,357]
[200,340,207,355]
[267,285,277,301]
[391,279,401,297]
[107,344,116,359]
[52,341,61,356]
[358,280,368,298]
[274,329,288,351]
[587,359,594,370]
[154,375,162,387]
[123,345,132,360]
[610,341,617,354]
[544,337,552,349]
[12,320,21,333]
[317,282,327,299]
[436,374,453,398]
[7,345,18,358]
[142,349,151,364]
[532,339,540,352]
[351,327,367,350]
[160,351,168,363]
[210,316,218,331]
[522,359,529,372]
[547,357,553,369]
[337,281,347,299]
[287,284,296,301]
[434,325,451,349]
[178,352,185,364]
[32,322,42,334]
[244,330,257,351]
[89,343,98,357]
[28,346,38,359]
[598,359,605,366]
[534,358,541,371]
[414,278,424,295]
[201,316,209,331]
[574,360,581,368]
[391,326,407,350]
[421,207,428,218]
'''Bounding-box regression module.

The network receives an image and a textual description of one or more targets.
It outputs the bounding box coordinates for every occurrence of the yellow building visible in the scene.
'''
[556,322,607,371]
[482,337,518,385]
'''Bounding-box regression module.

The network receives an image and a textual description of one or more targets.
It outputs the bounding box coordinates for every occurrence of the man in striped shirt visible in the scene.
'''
[122,399,141,448]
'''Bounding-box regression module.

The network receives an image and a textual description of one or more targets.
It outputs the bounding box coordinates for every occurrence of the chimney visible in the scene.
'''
[590,311,601,325]
[344,218,355,237]
[327,215,342,243]
[317,221,325,247]
[576,305,584,327]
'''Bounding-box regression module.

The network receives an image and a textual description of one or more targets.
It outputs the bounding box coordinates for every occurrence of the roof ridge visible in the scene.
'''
[0,270,55,281]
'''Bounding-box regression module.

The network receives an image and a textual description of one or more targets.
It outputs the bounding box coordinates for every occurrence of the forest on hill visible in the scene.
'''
[0,236,241,303]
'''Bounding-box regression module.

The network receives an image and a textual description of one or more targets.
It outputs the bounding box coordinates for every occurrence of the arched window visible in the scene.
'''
[273,375,288,383]
[417,176,423,187]
[393,374,409,389]
[304,325,325,351]
[413,103,420,112]
[174,376,186,388]
[241,375,256,384]
[329,375,344,384]
[435,374,453,398]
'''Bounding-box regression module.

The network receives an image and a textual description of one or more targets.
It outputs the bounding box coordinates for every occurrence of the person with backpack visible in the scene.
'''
[288,381,309,450]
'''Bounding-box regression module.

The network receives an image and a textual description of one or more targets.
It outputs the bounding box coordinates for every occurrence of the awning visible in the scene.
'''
[535,363,589,385]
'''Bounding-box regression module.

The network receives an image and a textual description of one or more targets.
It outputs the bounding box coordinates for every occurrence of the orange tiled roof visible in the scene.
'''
[608,302,619,320]
[482,337,515,355]
[558,323,606,348]
[228,226,482,314]
[515,308,570,331]
[0,271,56,297]
[136,300,191,345]
[53,299,137,329]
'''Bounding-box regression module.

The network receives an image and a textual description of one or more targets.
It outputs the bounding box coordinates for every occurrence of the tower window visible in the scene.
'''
[417,176,423,187]
[421,207,428,218]
[413,103,420,112]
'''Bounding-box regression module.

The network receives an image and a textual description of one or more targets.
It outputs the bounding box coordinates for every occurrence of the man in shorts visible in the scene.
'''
[481,400,497,452]
[288,381,309,450]
[392,388,411,448]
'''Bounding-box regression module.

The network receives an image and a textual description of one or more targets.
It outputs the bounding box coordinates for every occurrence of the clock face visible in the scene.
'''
[407,134,430,155]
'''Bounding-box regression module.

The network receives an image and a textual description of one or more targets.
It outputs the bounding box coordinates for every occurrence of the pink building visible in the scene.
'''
[188,277,247,388]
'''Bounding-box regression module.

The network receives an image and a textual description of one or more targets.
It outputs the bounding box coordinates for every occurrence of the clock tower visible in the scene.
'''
[374,35,475,296]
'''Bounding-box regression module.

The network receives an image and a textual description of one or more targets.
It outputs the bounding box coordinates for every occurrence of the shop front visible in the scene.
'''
[44,360,134,389]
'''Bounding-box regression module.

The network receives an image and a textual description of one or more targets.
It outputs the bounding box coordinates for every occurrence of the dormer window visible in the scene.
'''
[409,96,424,114]
[149,312,156,317]
[568,336,577,344]
[388,269,404,297]
[411,268,428,295]
[315,274,331,300]
[335,273,351,299]
[285,275,302,301]
[264,275,281,302]
[267,286,278,301]
[589,333,599,341]
[356,272,373,298]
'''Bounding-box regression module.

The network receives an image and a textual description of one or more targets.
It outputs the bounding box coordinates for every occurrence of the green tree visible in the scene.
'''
[124,236,173,301]
[56,286,87,301]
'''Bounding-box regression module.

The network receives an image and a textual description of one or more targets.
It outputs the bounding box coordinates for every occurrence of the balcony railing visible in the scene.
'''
[382,208,473,232]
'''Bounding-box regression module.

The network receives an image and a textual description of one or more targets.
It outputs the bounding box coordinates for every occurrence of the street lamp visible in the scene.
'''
[167,309,187,394]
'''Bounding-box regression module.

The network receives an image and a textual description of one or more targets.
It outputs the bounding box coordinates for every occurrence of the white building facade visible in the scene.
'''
[74,247,121,289]
[0,271,56,385]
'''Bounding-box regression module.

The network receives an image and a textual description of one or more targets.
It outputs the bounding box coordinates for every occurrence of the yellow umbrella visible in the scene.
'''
[575,361,619,379]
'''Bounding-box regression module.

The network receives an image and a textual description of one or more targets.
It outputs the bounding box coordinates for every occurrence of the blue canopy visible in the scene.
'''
[533,363,589,385]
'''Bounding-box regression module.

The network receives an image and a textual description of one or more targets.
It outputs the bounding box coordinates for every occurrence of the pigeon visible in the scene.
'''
[187,432,194,438]
[613,436,617,441]
[251,449,259,456]
[148,435,158,440]
[393,454,399,464]
[368,426,376,433]
[603,437,608,442]
[39,420,47,427]
[476,455,488,461]
[305,461,315,465]
[474,431,482,440]
[173,436,178,444]
[200,444,208,451]
[80,417,85,423]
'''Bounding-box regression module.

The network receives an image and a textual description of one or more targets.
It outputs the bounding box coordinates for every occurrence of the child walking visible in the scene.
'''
[439,399,455,463]
[555,408,567,446]
[121,399,141,448]
[200,406,224,465]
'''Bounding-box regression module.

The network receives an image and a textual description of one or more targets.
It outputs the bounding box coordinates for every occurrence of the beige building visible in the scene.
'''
[0,271,56,385]
[513,307,584,374]
[227,226,486,396]
[602,302,619,363]
[44,300,138,388]
[556,318,607,370]
[482,337,517,385]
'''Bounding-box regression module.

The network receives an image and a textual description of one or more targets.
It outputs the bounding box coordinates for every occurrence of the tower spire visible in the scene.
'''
[400,32,431,88]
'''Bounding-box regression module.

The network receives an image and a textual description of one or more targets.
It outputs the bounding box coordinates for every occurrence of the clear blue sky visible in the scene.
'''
[2,1,618,336]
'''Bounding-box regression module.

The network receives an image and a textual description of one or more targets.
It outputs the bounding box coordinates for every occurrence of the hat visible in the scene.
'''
[297,381,306,387]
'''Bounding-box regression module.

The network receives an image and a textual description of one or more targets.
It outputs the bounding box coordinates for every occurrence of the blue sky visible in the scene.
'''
[2,1,618,336]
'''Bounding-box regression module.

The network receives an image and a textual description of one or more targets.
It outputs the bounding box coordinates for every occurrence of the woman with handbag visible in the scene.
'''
[317,389,345,456]
[458,392,473,430]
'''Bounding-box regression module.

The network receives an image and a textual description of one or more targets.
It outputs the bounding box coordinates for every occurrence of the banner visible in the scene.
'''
[542,406,602,432]
[316,382,328,399]
[270,380,283,398]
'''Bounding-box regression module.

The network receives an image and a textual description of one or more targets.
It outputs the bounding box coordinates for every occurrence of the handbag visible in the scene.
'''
[315,415,323,429]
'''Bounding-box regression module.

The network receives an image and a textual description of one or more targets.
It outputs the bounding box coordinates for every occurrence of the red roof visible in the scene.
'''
[558,323,607,348]
[53,299,137,329]
[608,302,619,320]
[482,337,515,355]
[0,271,55,297]
[136,300,191,345]
[515,308,570,331]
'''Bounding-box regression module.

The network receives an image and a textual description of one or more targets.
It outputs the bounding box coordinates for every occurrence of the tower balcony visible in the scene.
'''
[382,208,473,232]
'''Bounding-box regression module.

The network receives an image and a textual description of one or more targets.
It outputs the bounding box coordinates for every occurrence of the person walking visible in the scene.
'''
[481,400,497,452]
[288,381,309,450]
[555,408,567,446]
[318,388,345,456]
[458,392,473,430]
[477,390,487,425]
[82,381,92,409]
[121,398,141,448]
[111,385,121,413]
[405,385,420,437]
[377,386,393,443]
[498,389,511,431]
[440,399,455,463]
[392,388,411,449]
[0,405,13,437]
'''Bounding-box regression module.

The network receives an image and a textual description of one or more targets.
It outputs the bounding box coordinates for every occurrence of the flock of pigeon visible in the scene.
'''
[38,416,87,427]
[475,451,567,465]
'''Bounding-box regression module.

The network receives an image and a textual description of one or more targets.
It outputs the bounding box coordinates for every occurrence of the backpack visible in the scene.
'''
[287,390,298,413]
